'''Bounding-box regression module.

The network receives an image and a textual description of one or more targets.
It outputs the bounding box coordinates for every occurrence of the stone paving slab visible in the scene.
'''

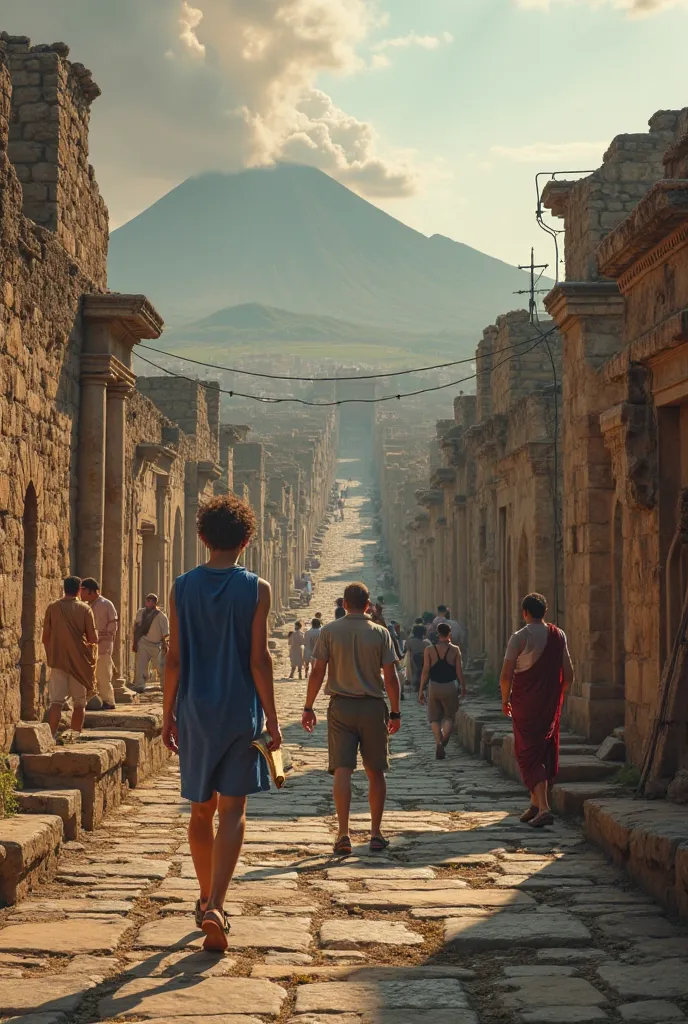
[0,918,131,954]
[499,976,606,1008]
[98,977,287,1018]
[135,917,312,951]
[618,1002,686,1021]
[19,898,132,915]
[519,1010,608,1023]
[598,960,688,999]
[444,912,592,949]
[361,879,467,890]
[57,859,170,879]
[596,913,687,940]
[319,920,424,948]
[325,867,435,880]
[335,888,535,909]
[0,977,95,1016]
[295,980,470,1013]
[288,1012,478,1024]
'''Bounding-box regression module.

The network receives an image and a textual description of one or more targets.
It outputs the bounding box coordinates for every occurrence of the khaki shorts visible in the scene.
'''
[48,669,87,708]
[327,696,389,774]
[427,681,459,724]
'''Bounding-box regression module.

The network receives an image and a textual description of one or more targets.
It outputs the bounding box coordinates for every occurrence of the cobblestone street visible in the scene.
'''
[0,457,686,1024]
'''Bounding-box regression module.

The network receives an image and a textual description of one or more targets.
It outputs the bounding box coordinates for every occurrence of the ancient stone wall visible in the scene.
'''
[545,107,688,750]
[0,40,107,743]
[4,34,107,288]
[378,312,562,676]
[544,112,680,284]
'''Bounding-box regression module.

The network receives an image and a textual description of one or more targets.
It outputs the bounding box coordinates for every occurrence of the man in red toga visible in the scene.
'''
[499,592,574,828]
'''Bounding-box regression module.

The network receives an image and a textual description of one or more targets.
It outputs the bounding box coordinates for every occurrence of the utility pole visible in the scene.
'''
[515,248,549,323]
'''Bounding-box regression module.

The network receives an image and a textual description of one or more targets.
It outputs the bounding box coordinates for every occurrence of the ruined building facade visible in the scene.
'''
[544,108,688,786]
[378,311,563,676]
[381,106,688,791]
[0,35,335,751]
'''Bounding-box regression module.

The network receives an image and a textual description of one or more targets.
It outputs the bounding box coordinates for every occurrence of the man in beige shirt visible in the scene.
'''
[80,578,118,709]
[43,576,98,737]
[302,581,401,856]
[133,594,170,692]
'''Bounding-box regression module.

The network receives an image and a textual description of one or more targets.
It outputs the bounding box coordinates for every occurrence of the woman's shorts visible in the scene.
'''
[427,681,459,723]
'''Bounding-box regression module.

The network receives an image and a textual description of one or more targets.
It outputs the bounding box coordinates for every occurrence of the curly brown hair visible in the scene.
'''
[196,494,256,551]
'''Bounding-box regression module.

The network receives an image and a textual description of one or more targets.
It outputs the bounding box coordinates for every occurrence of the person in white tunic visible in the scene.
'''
[133,594,170,692]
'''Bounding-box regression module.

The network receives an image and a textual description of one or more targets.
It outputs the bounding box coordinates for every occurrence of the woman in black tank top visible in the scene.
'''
[419,623,467,759]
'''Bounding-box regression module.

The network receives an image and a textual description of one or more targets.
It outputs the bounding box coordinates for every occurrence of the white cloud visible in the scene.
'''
[280,88,419,196]
[491,140,608,163]
[515,0,685,15]
[179,1,205,55]
[373,30,454,51]
[0,0,420,207]
[167,0,418,197]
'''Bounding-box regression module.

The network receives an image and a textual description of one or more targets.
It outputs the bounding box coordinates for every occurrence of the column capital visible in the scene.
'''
[107,382,134,401]
[82,293,163,343]
[544,281,624,330]
[81,352,136,388]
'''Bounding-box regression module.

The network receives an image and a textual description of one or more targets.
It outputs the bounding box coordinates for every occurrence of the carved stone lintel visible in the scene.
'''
[600,365,658,510]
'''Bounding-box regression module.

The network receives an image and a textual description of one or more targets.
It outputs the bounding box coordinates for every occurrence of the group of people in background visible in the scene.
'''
[41,576,171,738]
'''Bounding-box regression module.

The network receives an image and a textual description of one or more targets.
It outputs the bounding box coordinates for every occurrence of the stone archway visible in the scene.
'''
[20,483,39,720]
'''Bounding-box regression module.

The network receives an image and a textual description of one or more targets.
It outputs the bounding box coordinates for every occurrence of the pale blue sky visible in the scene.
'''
[330,0,688,265]
[2,0,687,269]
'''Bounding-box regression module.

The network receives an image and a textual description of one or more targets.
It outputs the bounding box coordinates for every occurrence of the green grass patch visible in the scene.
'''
[0,756,19,817]
[480,671,501,699]
[612,763,641,789]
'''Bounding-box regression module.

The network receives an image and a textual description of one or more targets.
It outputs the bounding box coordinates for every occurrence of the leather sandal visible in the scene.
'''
[369,835,390,852]
[333,835,352,856]
[202,908,231,951]
[529,810,555,828]
[519,806,539,823]
[194,898,207,929]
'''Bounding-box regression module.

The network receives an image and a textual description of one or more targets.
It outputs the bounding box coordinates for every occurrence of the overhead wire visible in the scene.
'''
[135,324,558,408]
[137,331,547,382]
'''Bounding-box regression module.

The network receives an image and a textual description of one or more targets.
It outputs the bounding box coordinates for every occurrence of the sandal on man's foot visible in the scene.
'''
[369,835,390,852]
[519,805,539,823]
[202,908,231,951]
[529,810,554,828]
[435,743,446,760]
[333,835,352,856]
[194,898,208,929]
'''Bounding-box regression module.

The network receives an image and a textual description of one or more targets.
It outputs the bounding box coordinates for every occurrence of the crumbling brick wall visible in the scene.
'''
[4,34,107,289]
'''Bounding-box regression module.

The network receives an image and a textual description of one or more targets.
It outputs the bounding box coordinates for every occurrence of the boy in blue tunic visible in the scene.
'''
[163,494,282,951]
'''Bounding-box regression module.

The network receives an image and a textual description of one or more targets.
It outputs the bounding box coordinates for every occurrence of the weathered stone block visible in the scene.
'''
[596,735,626,762]
[20,740,126,830]
[0,814,62,906]
[12,722,54,755]
[17,102,51,122]
[84,729,169,788]
[15,788,81,840]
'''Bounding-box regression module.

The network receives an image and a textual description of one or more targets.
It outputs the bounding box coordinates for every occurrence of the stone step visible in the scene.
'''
[20,739,127,831]
[0,814,63,906]
[550,782,624,818]
[83,729,170,788]
[15,789,81,841]
[555,755,620,784]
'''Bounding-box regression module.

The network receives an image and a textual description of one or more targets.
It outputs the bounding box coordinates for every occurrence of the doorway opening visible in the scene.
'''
[20,484,38,720]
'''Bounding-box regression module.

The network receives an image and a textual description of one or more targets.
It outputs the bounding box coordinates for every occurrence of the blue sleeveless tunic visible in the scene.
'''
[175,565,269,802]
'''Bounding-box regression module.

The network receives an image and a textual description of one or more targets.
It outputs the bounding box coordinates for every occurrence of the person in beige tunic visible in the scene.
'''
[43,576,98,737]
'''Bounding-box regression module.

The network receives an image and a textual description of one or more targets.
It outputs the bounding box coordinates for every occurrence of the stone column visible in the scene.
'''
[76,370,109,580]
[184,463,200,572]
[102,383,136,702]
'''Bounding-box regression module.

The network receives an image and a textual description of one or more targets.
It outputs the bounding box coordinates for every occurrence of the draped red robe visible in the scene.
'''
[510,623,566,793]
